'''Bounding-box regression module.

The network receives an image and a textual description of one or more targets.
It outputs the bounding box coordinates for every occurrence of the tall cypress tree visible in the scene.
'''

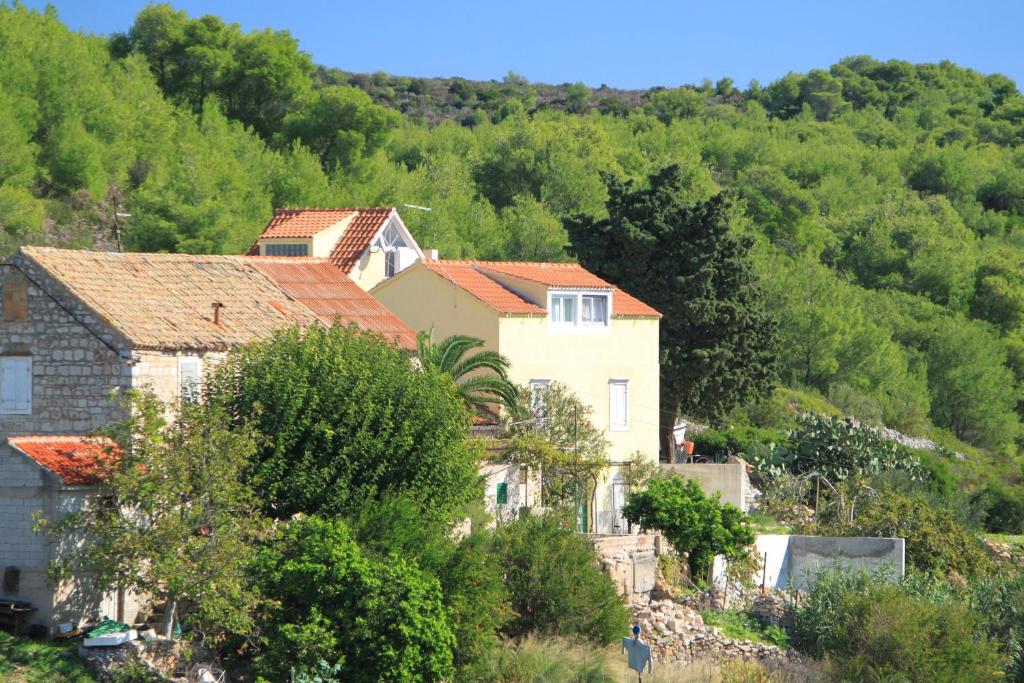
[566,165,779,458]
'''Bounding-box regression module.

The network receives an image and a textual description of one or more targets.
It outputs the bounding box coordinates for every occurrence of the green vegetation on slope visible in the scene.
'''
[5,2,1024,461]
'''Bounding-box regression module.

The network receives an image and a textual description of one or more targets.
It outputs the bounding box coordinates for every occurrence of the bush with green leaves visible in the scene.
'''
[789,568,1003,681]
[493,513,629,645]
[206,324,481,522]
[253,515,455,683]
[623,474,754,580]
[690,426,789,462]
[347,497,509,672]
[811,485,990,578]
[751,412,923,484]
[972,483,1024,533]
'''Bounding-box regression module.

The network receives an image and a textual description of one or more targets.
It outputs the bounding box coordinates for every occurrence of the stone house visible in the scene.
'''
[0,246,416,631]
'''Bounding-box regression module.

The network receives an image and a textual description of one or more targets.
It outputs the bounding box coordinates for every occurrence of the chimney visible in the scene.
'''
[426,249,439,261]
[211,302,224,326]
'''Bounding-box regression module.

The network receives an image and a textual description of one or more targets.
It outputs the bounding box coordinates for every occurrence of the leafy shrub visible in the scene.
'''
[348,497,510,670]
[811,485,991,578]
[494,513,629,644]
[790,568,1003,681]
[253,515,455,682]
[972,483,1024,533]
[752,413,922,483]
[623,475,754,580]
[700,610,789,648]
[690,426,789,461]
[207,324,481,522]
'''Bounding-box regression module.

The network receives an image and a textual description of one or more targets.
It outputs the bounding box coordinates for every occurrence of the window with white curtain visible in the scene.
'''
[581,294,609,325]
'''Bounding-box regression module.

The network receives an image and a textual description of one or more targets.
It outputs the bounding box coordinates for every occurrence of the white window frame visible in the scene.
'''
[179,356,202,403]
[529,379,550,417]
[609,379,629,431]
[0,356,32,415]
[547,289,613,333]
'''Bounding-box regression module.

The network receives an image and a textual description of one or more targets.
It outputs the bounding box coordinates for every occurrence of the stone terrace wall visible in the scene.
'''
[588,533,659,601]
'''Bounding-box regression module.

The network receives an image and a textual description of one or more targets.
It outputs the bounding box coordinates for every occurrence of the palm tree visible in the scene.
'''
[415,331,519,417]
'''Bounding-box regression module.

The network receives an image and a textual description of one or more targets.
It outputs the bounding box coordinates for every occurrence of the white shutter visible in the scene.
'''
[1,357,31,415]
[179,357,202,402]
[609,380,628,431]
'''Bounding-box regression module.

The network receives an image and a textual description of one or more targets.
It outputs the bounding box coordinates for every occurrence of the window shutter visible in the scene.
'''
[179,358,202,402]
[496,482,508,505]
[1,357,31,414]
[610,380,628,430]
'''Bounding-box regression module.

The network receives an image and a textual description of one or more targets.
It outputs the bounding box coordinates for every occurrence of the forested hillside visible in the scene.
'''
[3,3,1024,458]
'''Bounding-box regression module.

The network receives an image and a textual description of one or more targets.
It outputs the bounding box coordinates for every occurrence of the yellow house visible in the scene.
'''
[372,259,661,533]
[247,207,424,291]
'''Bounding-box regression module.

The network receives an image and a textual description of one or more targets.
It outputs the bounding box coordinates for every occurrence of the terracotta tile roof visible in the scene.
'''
[16,247,416,351]
[259,208,356,239]
[327,207,394,272]
[8,436,115,486]
[425,260,661,318]
[423,261,546,316]
[248,258,416,349]
[251,208,396,273]
[475,261,617,289]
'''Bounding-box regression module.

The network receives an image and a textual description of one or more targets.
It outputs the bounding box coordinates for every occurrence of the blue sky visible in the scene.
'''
[29,1,1024,89]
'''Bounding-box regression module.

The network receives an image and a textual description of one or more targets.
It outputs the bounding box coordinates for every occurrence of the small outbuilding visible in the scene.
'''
[0,435,143,632]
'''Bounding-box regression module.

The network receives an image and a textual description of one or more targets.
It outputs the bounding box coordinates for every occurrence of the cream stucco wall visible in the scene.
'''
[373,265,660,533]
[350,248,390,292]
[497,315,660,461]
[372,265,501,348]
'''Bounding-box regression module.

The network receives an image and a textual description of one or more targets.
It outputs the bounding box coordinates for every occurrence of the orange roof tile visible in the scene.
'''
[9,436,115,485]
[426,260,661,318]
[17,247,418,351]
[475,261,616,289]
[423,261,546,316]
[248,258,417,350]
[327,207,394,272]
[259,208,356,239]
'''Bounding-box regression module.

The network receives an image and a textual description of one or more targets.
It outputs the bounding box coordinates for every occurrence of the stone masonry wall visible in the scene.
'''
[0,442,57,623]
[0,266,130,437]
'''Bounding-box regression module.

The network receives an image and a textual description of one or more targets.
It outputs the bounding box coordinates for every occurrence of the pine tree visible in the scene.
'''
[566,165,779,457]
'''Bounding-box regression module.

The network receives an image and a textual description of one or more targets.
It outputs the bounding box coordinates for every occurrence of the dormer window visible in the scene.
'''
[264,243,309,257]
[548,290,611,330]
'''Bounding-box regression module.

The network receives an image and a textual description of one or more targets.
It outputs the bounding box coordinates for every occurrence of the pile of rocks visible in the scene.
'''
[79,638,221,682]
[984,538,1015,563]
[632,595,796,669]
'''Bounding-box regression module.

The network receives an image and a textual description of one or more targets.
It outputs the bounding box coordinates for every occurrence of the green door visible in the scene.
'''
[574,488,588,533]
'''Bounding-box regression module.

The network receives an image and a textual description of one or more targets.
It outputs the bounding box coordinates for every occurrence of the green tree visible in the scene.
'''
[42,391,268,640]
[494,513,629,644]
[501,382,609,517]
[622,474,755,579]
[205,324,481,522]
[566,166,779,455]
[254,515,455,682]
[926,317,1019,449]
[280,85,400,171]
[414,330,518,416]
